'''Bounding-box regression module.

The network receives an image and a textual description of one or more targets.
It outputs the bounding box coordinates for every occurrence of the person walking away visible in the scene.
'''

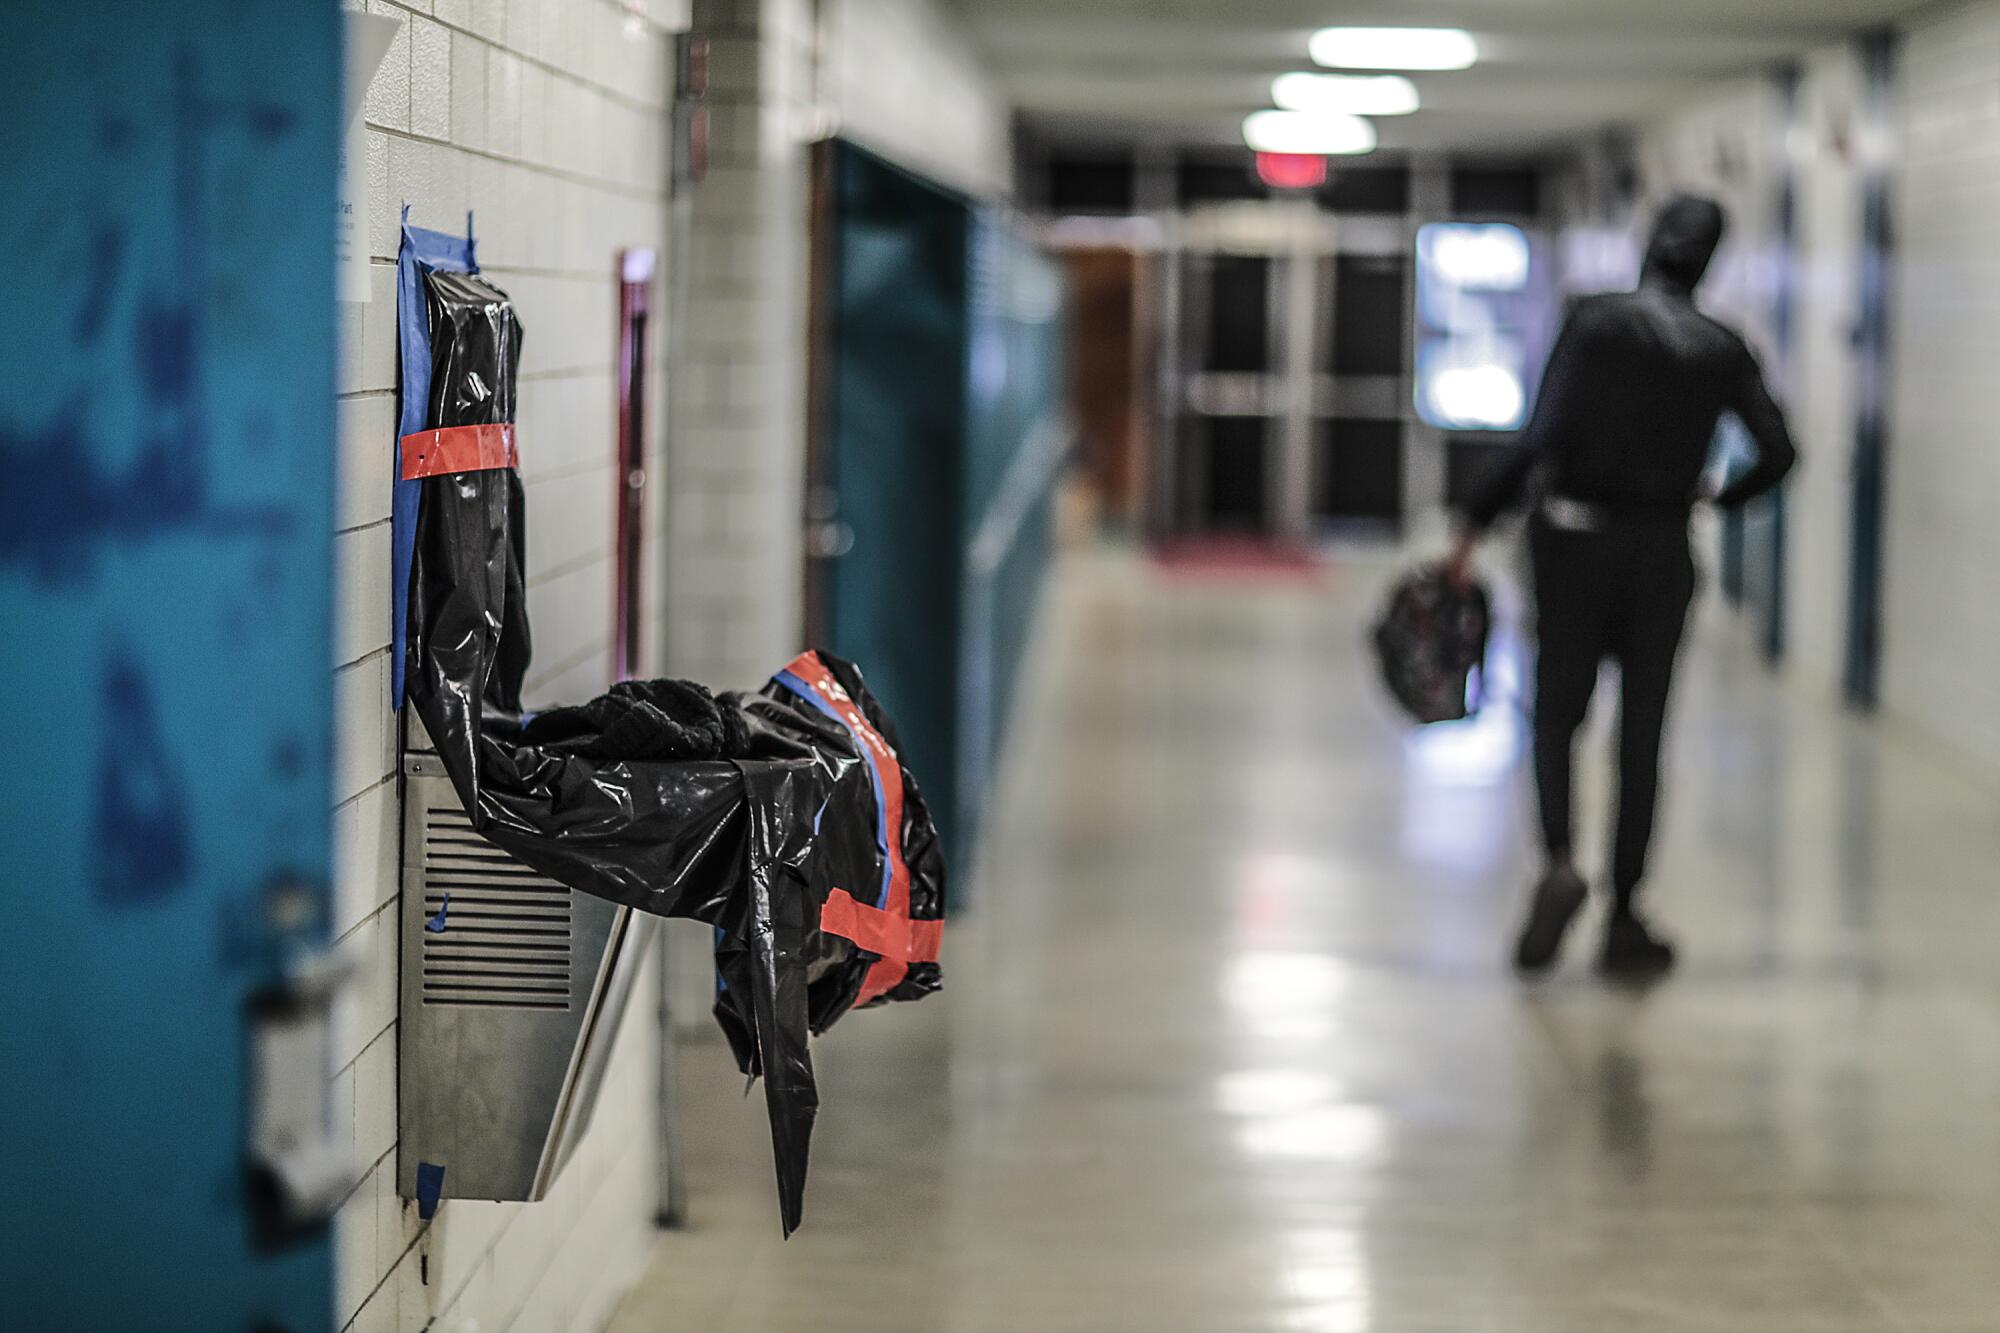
[1447,195,1798,978]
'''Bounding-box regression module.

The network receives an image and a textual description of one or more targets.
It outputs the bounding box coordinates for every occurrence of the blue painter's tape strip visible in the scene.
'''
[391,207,480,707]
[416,1161,445,1220]
[774,670,894,909]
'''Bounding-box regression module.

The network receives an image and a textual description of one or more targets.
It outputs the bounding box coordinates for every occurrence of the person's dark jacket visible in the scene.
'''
[1462,195,1798,531]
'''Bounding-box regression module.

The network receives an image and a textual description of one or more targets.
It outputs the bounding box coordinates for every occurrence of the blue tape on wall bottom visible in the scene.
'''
[415,1162,446,1220]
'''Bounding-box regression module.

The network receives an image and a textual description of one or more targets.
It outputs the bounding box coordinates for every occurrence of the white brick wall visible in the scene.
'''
[1613,1,2000,780]
[663,0,812,688]
[827,0,1012,200]
[330,1,682,1328]
[1882,0,2000,776]
[664,0,1010,688]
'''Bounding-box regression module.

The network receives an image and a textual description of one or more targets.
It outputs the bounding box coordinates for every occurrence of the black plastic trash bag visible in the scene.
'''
[1371,566,1491,724]
[398,266,945,1234]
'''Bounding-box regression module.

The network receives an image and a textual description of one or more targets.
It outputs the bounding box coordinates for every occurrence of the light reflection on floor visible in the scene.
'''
[1401,626,1526,788]
[613,545,2000,1333]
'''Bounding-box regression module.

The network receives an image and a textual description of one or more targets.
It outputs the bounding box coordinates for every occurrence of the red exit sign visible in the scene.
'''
[1255,152,1327,190]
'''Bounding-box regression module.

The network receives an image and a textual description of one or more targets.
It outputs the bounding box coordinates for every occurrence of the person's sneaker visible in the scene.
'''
[1599,912,1676,979]
[1512,866,1588,974]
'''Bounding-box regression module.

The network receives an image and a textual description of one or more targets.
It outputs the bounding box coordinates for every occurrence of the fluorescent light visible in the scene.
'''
[1242,109,1376,156]
[1309,26,1477,71]
[1272,71,1419,116]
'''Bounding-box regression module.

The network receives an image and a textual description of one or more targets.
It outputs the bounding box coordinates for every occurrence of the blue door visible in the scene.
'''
[807,142,1065,891]
[813,143,973,859]
[0,5,341,1327]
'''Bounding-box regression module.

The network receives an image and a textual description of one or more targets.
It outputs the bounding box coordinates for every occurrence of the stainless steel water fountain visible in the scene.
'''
[396,739,656,1206]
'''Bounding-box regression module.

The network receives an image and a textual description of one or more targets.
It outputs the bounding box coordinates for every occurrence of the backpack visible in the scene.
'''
[1371,566,1491,724]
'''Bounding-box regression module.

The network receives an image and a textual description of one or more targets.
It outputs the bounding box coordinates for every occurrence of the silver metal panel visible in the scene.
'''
[397,755,647,1204]
[541,908,657,1193]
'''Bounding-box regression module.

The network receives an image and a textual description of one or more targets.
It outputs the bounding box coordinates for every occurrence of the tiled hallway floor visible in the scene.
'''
[610,546,2000,1332]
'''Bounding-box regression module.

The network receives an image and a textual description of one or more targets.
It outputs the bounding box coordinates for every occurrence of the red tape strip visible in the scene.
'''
[818,888,943,963]
[857,959,908,1006]
[779,651,943,992]
[400,422,519,480]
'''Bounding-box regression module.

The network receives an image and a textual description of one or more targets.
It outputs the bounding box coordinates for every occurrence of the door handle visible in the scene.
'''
[244,933,361,1250]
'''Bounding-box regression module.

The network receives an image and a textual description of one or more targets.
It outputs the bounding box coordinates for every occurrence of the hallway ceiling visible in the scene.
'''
[944,0,1937,155]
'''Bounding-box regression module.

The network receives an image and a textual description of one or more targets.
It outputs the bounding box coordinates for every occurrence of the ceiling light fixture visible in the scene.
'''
[1242,109,1377,156]
[1273,71,1420,116]
[1309,26,1477,72]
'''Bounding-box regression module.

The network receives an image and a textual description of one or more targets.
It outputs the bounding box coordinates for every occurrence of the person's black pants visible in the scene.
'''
[1529,514,1695,913]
